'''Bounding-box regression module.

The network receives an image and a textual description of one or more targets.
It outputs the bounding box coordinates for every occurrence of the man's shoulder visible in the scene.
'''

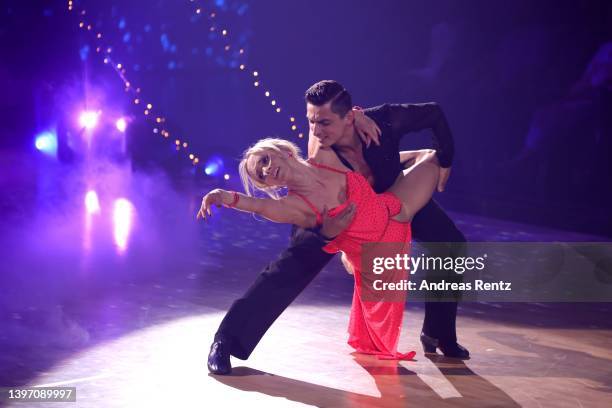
[363,103,391,127]
[363,103,389,117]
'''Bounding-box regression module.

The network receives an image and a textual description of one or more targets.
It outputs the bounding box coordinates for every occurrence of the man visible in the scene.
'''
[208,80,468,375]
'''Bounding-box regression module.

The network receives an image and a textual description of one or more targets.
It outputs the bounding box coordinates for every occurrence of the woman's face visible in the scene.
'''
[246,148,293,188]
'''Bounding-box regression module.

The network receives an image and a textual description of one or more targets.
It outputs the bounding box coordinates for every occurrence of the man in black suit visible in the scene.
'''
[208,80,469,375]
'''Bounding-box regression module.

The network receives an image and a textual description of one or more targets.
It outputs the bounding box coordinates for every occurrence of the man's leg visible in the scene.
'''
[214,227,334,360]
[410,199,468,352]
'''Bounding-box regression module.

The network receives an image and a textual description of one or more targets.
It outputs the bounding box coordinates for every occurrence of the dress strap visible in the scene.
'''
[288,190,323,225]
[308,159,349,174]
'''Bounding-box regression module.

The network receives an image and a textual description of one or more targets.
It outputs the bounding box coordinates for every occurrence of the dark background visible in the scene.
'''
[1,0,611,236]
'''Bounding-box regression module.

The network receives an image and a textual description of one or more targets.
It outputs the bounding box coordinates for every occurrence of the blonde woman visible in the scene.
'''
[198,138,439,359]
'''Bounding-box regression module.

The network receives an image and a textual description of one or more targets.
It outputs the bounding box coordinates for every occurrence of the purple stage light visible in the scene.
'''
[113,198,135,253]
[115,117,127,132]
[79,111,100,130]
[85,190,101,215]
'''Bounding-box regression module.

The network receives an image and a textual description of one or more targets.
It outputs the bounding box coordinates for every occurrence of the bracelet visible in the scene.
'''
[224,191,240,208]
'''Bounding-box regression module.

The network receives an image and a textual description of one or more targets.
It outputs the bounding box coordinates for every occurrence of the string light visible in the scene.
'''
[187,1,304,139]
[68,0,303,176]
[68,3,203,170]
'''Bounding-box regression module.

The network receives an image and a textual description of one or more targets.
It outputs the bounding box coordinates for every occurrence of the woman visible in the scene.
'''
[198,138,440,359]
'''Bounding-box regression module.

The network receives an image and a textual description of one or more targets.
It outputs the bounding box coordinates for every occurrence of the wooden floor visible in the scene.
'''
[7,305,610,407]
[1,153,611,407]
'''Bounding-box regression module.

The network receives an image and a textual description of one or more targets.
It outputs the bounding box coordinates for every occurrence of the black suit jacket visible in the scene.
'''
[288,101,455,266]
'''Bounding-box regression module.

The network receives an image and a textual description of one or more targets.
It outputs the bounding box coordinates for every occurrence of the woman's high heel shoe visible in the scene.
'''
[420,332,470,359]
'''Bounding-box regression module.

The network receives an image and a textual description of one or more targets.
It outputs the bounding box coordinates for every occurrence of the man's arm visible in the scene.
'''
[386,102,454,168]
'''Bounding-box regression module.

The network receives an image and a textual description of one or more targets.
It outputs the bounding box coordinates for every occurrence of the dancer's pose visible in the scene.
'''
[207,80,468,375]
[199,139,439,359]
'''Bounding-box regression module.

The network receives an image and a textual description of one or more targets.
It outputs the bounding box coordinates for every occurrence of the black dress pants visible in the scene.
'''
[215,199,466,359]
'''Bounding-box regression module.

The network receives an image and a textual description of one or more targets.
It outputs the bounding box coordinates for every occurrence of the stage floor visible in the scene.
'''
[1,153,610,407]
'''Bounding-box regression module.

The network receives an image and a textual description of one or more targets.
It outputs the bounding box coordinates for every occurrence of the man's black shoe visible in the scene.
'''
[207,341,232,375]
[420,332,470,359]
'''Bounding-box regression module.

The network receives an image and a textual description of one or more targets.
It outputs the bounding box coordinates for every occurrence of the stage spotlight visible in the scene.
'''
[34,130,58,157]
[204,156,224,176]
[113,198,134,254]
[115,117,127,132]
[85,190,101,215]
[79,111,100,130]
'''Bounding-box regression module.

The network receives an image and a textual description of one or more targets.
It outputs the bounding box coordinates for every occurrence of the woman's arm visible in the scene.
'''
[197,189,310,227]
[399,149,435,169]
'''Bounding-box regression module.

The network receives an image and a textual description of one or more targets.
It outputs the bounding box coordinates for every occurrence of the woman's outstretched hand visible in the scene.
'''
[197,189,232,220]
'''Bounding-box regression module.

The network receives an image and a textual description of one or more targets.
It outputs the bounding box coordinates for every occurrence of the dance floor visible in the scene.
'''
[1,151,610,407]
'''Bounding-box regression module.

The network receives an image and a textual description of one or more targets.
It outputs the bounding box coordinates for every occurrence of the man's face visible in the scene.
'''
[306,102,353,148]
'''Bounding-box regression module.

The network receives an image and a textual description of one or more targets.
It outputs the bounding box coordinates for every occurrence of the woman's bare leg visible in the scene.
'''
[388,150,440,223]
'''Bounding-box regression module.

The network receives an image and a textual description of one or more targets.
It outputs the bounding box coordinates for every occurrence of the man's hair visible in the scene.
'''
[305,80,352,117]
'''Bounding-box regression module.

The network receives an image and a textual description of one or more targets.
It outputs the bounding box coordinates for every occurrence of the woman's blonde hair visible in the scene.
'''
[238,138,303,199]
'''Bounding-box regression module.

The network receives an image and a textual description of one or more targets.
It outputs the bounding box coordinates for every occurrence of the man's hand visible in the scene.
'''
[352,107,381,147]
[438,167,451,192]
[319,203,356,240]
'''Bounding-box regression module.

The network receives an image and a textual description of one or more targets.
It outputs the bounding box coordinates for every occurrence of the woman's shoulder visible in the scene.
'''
[311,147,350,171]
